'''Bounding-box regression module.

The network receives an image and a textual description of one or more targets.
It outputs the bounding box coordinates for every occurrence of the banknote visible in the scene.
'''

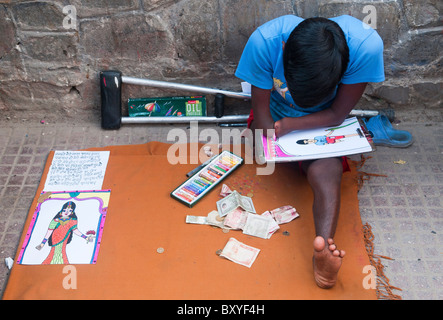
[185,215,208,225]
[223,208,248,229]
[205,210,227,228]
[219,237,260,268]
[270,205,299,224]
[237,194,256,213]
[216,190,256,217]
[219,184,233,197]
[260,211,280,238]
[242,213,273,239]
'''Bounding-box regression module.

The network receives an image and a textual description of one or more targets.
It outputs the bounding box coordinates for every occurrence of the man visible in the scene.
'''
[235,15,384,288]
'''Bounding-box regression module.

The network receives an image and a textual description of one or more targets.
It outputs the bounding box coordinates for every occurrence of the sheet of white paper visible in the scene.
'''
[17,190,111,265]
[44,151,110,192]
[275,117,372,158]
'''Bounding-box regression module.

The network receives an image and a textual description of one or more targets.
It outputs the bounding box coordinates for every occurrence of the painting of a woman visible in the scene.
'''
[35,201,94,264]
[296,133,359,146]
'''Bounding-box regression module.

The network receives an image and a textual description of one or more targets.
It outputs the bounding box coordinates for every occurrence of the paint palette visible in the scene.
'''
[171,151,243,207]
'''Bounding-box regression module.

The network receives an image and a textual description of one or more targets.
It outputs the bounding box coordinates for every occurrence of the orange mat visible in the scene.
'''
[3,142,376,300]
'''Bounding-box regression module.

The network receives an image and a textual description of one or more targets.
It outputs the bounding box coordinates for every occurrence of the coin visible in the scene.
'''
[222,228,230,233]
[156,247,165,253]
[247,192,253,198]
[215,215,224,222]
[283,231,290,236]
[215,249,222,256]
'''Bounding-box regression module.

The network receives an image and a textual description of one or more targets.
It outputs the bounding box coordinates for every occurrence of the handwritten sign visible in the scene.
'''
[44,151,110,192]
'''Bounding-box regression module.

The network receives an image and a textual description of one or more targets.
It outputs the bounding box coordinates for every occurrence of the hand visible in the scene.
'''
[274,118,291,138]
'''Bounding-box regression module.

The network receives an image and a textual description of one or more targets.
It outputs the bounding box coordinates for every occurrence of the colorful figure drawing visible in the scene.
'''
[296,133,359,146]
[35,201,94,264]
[17,190,110,265]
[295,121,360,146]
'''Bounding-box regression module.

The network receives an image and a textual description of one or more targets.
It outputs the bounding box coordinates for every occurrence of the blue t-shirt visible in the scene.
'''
[235,15,385,121]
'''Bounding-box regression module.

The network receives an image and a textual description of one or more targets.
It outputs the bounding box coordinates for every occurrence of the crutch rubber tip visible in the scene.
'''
[377,108,395,123]
[100,70,122,129]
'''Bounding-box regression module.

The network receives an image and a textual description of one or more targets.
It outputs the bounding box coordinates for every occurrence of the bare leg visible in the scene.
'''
[301,157,346,288]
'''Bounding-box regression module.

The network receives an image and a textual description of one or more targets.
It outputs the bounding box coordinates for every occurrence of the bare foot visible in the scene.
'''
[313,236,345,289]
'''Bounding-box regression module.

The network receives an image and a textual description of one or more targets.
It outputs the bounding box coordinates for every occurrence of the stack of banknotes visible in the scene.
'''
[185,185,299,267]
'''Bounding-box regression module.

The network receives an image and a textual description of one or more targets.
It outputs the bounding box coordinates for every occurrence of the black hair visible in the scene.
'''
[296,139,308,145]
[283,17,349,108]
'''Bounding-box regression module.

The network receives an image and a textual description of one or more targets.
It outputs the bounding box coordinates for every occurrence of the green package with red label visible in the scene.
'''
[128,96,207,117]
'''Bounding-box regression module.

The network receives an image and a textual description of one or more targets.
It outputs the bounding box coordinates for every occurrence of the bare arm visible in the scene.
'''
[35,229,54,250]
[74,228,94,242]
[249,85,274,136]
[274,82,368,137]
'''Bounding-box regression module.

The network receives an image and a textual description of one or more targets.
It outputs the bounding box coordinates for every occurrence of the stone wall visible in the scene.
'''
[0,0,441,124]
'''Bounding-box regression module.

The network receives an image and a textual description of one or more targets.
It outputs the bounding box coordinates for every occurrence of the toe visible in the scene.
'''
[313,236,326,252]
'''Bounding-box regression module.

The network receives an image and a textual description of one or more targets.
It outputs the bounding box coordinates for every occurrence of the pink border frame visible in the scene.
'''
[17,189,111,265]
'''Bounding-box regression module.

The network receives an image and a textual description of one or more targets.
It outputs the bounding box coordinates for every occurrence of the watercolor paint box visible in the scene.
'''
[128,96,207,117]
[171,151,243,208]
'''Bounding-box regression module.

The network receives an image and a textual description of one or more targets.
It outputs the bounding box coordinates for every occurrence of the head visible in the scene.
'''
[55,201,77,219]
[283,17,349,108]
[296,139,315,145]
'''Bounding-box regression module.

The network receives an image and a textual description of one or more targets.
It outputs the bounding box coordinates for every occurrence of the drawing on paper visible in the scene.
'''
[295,132,359,146]
[273,119,370,157]
[17,190,111,265]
